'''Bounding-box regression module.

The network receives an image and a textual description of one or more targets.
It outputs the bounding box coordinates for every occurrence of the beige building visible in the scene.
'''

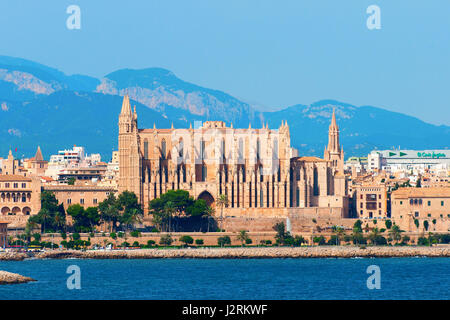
[23,147,48,176]
[43,185,116,210]
[0,174,42,228]
[354,184,388,219]
[118,95,348,220]
[391,187,450,232]
[1,150,20,175]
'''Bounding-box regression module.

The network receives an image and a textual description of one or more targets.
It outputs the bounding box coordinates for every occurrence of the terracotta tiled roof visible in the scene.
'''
[0,174,32,182]
[292,156,328,162]
[392,187,450,198]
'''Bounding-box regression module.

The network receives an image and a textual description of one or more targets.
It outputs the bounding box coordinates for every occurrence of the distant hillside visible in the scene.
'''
[266,100,450,156]
[0,55,99,101]
[0,91,181,160]
[96,68,263,128]
[0,55,448,160]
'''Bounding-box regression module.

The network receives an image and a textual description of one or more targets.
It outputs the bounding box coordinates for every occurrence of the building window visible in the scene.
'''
[80,199,84,205]
[13,183,18,188]
[144,139,149,159]
[201,165,207,182]
[67,199,72,204]
[400,201,403,205]
[161,139,166,160]
[428,201,431,206]
[200,140,206,160]
[22,183,26,188]
[256,139,260,161]
[93,199,97,204]
[415,212,419,217]
[441,201,444,206]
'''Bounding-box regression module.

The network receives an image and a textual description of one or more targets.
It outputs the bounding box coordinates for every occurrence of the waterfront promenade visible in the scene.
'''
[1,245,449,261]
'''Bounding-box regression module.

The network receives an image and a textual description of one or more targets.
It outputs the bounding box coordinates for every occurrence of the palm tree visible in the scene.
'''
[164,201,176,232]
[237,230,249,246]
[202,206,215,232]
[388,224,403,244]
[368,227,380,245]
[331,225,345,245]
[39,208,50,234]
[216,194,229,231]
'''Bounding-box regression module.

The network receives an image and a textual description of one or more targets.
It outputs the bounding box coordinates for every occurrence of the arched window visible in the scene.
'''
[161,139,166,160]
[260,187,264,207]
[200,139,206,160]
[256,138,261,161]
[221,138,226,161]
[178,138,184,158]
[144,139,149,159]
[202,165,207,181]
[238,138,244,162]
[182,165,186,183]
[313,167,319,196]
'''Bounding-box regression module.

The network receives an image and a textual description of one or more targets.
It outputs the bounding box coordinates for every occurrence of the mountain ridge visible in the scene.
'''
[0,55,448,160]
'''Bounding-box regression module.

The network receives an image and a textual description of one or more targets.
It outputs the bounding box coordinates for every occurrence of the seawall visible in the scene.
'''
[1,246,449,261]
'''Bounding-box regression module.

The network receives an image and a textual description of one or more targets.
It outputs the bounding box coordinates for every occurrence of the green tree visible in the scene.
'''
[179,235,194,246]
[28,191,66,233]
[237,230,249,246]
[159,234,173,246]
[273,222,289,245]
[388,224,403,244]
[331,225,345,245]
[117,191,143,230]
[217,235,231,247]
[423,220,429,231]
[353,220,363,233]
[67,204,96,233]
[385,220,392,230]
[149,190,201,232]
[68,177,76,185]
[98,193,120,232]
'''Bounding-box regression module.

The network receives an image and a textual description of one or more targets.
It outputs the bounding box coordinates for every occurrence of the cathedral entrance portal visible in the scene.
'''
[198,191,215,208]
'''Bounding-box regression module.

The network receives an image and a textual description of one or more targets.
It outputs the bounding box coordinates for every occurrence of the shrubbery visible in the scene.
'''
[217,236,231,247]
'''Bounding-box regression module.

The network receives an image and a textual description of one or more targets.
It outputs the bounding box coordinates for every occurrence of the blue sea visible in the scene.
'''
[0,258,449,300]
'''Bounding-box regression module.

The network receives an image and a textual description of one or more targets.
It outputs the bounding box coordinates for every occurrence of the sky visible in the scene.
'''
[0,0,449,125]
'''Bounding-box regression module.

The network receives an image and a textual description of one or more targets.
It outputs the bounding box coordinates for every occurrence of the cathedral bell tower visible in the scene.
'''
[118,95,142,202]
[324,108,344,173]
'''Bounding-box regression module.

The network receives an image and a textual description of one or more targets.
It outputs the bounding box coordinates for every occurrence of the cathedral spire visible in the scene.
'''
[324,107,344,173]
[120,94,132,115]
[34,146,44,161]
[330,108,338,130]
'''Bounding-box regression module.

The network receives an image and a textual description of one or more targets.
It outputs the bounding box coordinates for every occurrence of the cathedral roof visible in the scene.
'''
[292,156,328,162]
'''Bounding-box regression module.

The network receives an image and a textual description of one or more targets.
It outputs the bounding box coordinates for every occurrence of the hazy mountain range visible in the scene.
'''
[0,55,448,161]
